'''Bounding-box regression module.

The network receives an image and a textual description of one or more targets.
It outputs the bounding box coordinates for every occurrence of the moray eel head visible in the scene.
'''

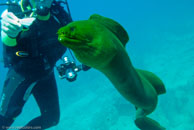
[58,14,129,69]
[58,20,118,69]
[58,20,95,47]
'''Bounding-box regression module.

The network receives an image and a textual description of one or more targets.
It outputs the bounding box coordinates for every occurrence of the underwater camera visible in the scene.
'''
[56,56,81,82]
[56,56,91,82]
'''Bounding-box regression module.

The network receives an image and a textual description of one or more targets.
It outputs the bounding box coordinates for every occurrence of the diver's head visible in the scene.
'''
[29,0,54,16]
[29,0,53,8]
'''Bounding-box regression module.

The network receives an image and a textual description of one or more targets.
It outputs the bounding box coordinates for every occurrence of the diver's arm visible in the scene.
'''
[1,10,22,47]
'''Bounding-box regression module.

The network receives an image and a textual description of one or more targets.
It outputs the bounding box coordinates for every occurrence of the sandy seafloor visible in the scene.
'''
[0,0,194,130]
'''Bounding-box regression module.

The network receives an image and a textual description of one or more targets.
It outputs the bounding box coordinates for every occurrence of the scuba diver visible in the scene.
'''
[0,0,90,129]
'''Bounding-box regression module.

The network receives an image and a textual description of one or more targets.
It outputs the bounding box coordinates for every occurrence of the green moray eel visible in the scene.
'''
[57,14,166,130]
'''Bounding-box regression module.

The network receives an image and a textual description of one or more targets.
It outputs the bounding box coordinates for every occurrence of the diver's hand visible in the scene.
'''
[82,64,91,71]
[1,12,23,38]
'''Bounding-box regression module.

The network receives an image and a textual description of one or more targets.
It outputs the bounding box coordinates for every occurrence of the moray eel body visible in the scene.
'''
[58,14,166,130]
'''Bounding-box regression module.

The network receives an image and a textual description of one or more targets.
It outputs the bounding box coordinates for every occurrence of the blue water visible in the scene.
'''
[0,0,194,129]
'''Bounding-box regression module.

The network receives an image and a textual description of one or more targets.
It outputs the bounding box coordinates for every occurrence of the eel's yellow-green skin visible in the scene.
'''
[58,14,166,130]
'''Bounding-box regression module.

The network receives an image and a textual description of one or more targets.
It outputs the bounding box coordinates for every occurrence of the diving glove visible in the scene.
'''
[1,11,23,38]
[1,11,36,38]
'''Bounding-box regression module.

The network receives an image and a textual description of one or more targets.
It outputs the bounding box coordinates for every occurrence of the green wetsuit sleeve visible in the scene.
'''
[1,31,17,47]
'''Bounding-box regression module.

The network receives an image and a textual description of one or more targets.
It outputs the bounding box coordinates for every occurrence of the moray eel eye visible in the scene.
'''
[70,27,75,32]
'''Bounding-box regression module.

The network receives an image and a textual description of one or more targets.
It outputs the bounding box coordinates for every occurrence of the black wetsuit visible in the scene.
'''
[0,4,71,130]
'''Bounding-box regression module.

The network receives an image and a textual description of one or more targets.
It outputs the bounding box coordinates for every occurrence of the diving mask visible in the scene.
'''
[29,0,53,16]
[34,0,51,16]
